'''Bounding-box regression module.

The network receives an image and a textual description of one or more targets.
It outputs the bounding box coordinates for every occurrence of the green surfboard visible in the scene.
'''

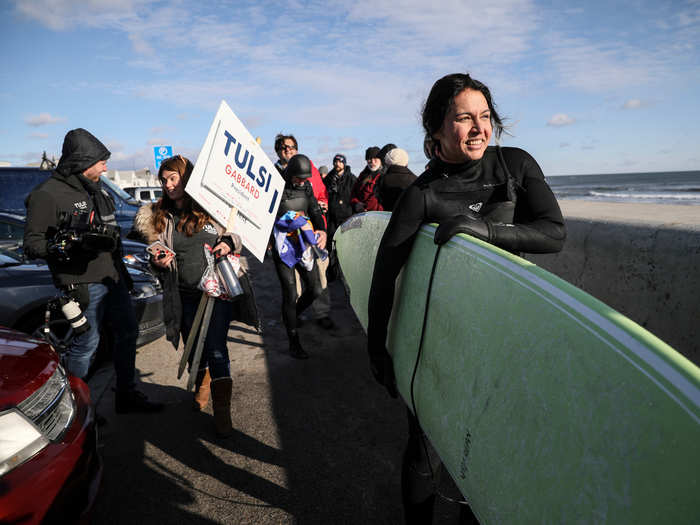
[334,211,700,524]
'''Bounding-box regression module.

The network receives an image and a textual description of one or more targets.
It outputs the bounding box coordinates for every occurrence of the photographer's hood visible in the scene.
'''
[56,128,111,176]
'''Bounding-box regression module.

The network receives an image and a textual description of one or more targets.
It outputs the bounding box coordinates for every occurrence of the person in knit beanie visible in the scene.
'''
[375,147,417,211]
[377,143,397,174]
[350,146,383,213]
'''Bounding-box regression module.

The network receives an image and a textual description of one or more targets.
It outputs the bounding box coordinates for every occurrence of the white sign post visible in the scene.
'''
[186,101,285,262]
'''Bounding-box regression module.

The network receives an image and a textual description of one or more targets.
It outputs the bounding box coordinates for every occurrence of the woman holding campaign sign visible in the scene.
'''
[133,155,260,437]
[271,154,328,359]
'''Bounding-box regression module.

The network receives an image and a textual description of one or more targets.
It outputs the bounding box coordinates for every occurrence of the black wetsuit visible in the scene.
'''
[367,145,565,523]
[368,146,565,356]
[272,180,326,338]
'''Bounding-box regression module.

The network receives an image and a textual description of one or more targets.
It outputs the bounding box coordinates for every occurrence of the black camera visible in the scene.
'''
[48,210,120,262]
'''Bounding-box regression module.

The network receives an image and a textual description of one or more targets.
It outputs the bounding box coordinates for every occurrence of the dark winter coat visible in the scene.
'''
[133,204,260,348]
[24,129,128,287]
[376,164,417,211]
[323,167,357,234]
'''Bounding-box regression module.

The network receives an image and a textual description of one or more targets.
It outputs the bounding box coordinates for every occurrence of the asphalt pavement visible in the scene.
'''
[88,255,463,524]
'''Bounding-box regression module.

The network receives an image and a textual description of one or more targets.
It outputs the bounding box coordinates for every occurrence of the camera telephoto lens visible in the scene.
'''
[60,296,90,335]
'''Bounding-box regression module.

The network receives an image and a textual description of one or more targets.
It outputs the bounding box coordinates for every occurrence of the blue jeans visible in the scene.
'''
[180,293,233,379]
[62,279,137,391]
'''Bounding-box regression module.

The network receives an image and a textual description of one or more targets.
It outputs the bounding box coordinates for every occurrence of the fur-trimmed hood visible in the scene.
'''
[134,203,160,243]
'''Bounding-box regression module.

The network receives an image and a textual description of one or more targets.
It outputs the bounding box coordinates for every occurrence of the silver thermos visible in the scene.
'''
[215,253,244,298]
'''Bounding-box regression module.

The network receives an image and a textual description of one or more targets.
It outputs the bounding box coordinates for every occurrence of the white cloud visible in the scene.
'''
[343,0,539,64]
[29,132,49,139]
[25,113,66,127]
[128,32,155,56]
[147,138,167,146]
[622,99,650,110]
[543,35,662,92]
[547,114,575,127]
[12,0,147,31]
[105,140,125,155]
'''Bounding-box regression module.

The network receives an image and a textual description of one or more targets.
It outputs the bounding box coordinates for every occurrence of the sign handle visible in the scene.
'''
[226,206,238,232]
[178,292,209,379]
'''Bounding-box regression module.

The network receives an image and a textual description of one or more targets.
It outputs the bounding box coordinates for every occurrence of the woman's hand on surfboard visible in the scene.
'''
[434,213,491,245]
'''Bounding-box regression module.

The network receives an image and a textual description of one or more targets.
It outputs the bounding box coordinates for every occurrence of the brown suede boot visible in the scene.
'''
[192,368,211,411]
[210,377,233,437]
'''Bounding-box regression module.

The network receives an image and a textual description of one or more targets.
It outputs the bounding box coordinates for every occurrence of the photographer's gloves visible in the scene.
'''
[434,212,492,245]
[47,234,80,262]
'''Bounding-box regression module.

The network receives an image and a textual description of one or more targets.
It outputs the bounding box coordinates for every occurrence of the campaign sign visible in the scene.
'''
[186,101,285,262]
[153,145,173,170]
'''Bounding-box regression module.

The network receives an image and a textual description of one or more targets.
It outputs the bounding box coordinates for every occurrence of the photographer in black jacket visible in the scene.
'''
[24,128,163,414]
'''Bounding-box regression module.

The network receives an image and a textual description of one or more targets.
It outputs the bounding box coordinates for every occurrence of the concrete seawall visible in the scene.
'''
[526,200,700,366]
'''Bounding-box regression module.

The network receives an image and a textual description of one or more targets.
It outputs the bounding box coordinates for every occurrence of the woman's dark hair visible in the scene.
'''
[422,73,504,156]
[154,155,210,236]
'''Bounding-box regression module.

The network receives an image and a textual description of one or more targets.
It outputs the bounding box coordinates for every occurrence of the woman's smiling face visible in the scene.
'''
[433,88,492,163]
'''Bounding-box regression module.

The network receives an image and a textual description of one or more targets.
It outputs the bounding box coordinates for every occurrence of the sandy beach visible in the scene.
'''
[559,199,700,226]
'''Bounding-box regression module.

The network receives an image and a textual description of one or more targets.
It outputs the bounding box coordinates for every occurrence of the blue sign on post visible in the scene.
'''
[153,145,173,170]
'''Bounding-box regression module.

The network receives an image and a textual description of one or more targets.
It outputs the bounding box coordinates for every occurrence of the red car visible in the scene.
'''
[0,326,101,524]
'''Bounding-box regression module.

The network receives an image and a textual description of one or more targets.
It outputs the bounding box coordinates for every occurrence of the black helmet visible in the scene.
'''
[285,154,312,179]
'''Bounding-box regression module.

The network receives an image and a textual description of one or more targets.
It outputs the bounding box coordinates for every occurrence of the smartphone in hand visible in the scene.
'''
[146,241,175,259]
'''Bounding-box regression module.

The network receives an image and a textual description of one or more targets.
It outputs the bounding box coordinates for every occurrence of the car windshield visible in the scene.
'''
[0,216,25,241]
[100,176,137,202]
[0,247,23,267]
[0,168,52,214]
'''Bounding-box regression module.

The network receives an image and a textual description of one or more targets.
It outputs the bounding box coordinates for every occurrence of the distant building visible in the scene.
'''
[106,168,157,188]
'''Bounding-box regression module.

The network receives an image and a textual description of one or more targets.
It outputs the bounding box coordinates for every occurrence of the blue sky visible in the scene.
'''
[1,0,699,176]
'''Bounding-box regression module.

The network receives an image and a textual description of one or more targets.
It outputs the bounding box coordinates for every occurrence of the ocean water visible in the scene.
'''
[546,170,700,206]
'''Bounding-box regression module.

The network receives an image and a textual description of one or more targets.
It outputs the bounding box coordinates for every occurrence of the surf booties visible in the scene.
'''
[288,330,309,359]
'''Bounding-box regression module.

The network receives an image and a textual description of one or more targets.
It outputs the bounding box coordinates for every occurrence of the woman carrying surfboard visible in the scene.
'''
[367,73,566,523]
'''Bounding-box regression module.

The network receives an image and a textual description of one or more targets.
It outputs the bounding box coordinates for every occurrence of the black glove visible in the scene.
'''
[47,233,79,262]
[434,212,491,245]
[353,202,366,213]
[368,346,398,398]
